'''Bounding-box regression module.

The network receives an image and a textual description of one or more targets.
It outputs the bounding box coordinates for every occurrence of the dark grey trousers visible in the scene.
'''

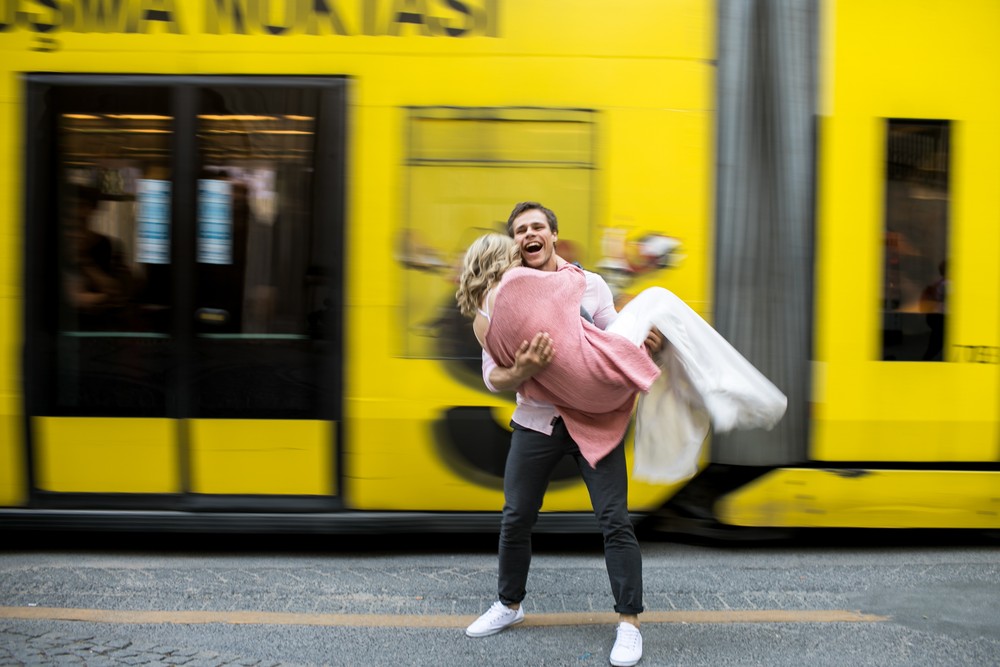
[497,419,644,615]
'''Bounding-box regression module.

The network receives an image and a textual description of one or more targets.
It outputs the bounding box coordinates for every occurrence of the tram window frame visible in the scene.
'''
[881,119,950,362]
[23,75,347,421]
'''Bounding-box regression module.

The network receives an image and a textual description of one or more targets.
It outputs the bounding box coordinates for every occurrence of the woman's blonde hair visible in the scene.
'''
[456,233,521,318]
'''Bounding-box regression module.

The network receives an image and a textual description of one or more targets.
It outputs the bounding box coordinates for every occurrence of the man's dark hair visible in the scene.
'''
[505,201,558,237]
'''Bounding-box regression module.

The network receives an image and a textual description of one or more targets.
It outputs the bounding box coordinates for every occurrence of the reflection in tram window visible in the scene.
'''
[59,112,174,335]
[882,120,949,361]
[36,79,343,420]
[192,86,336,419]
[195,109,317,336]
[53,103,174,415]
[62,184,131,330]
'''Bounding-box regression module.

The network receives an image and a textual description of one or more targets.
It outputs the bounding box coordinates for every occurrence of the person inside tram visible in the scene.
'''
[62,184,131,330]
[920,259,947,361]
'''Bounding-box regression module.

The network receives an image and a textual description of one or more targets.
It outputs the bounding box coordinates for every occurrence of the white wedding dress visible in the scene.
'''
[607,287,788,483]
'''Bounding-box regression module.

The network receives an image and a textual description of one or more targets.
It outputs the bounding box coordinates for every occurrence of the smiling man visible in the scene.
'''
[510,204,561,271]
[465,202,660,667]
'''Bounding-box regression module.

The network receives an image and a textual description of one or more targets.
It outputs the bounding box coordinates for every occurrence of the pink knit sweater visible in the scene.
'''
[485,264,660,467]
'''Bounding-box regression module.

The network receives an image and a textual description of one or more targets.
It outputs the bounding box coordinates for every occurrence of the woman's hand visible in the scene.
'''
[644,327,664,355]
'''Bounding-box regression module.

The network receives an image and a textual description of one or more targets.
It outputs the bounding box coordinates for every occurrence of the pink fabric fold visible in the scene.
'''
[485,264,660,467]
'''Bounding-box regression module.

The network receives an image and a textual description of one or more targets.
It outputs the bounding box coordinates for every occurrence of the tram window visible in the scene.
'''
[50,93,174,415]
[192,86,336,418]
[194,94,318,337]
[28,77,346,420]
[59,112,174,334]
[882,120,949,362]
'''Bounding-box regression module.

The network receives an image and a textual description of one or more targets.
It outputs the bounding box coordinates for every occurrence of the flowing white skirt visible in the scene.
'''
[608,287,788,483]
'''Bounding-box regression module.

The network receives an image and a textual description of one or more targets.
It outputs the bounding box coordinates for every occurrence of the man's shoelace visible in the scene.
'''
[486,602,514,622]
[616,626,641,648]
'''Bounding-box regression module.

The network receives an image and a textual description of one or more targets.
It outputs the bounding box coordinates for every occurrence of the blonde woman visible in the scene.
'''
[456,233,523,350]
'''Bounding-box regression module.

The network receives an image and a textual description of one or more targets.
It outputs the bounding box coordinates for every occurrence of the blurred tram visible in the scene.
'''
[0,0,997,536]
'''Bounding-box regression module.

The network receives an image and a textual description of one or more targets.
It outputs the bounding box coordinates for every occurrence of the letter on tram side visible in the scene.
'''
[252,0,296,35]
[306,0,349,35]
[206,0,250,34]
[16,0,60,32]
[426,0,472,37]
[139,0,182,33]
[388,0,432,36]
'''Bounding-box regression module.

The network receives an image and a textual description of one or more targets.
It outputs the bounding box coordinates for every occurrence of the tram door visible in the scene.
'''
[24,77,346,509]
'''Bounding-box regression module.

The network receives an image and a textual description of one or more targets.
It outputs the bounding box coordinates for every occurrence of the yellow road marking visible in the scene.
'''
[0,607,888,627]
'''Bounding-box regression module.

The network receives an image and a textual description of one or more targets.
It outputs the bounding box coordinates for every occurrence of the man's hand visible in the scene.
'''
[644,327,665,355]
[488,332,554,391]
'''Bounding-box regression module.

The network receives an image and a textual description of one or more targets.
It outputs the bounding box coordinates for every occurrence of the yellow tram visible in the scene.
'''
[0,0,996,535]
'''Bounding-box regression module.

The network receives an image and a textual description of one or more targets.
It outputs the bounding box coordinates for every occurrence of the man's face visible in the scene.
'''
[511,209,558,271]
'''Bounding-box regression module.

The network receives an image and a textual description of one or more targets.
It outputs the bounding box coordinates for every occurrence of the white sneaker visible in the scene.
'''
[609,621,643,666]
[465,600,524,637]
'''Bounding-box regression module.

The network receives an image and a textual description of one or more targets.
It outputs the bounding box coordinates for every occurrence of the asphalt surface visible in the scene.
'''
[0,531,997,666]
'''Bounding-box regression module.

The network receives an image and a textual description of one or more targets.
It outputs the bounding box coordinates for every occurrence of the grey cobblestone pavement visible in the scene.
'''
[0,624,283,667]
[0,537,997,666]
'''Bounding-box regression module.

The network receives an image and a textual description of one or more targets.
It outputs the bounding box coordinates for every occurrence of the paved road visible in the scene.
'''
[0,531,997,666]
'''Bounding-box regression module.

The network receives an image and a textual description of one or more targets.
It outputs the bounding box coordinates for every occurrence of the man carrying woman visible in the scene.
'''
[456,202,660,667]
